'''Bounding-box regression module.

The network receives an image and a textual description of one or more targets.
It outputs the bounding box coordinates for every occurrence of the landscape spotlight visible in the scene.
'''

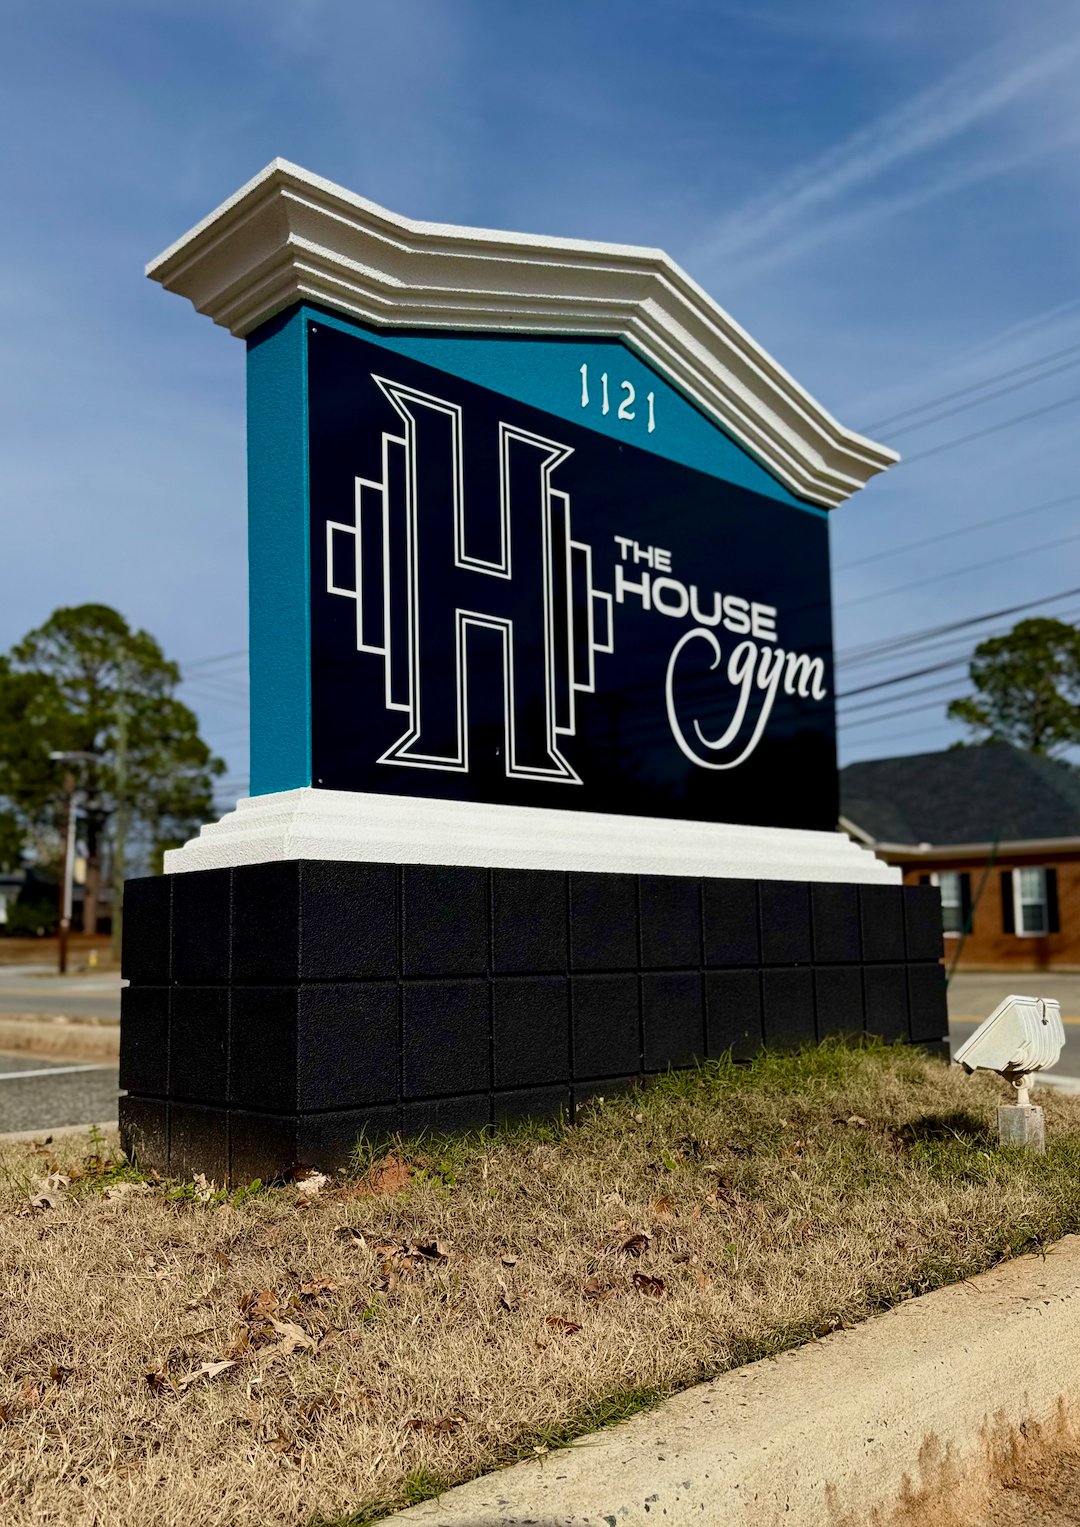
[953,995,1064,1151]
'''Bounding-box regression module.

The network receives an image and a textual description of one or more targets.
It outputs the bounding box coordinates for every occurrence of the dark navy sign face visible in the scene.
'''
[308,322,837,830]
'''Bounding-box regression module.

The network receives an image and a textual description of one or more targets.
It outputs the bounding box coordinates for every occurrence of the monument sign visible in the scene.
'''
[119,162,947,1183]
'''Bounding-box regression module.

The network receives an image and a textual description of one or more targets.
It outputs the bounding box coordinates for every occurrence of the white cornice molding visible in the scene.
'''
[163,788,899,884]
[147,159,898,509]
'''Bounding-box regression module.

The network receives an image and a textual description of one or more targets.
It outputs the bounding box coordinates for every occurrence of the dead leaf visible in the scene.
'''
[299,1277,340,1301]
[582,1274,614,1303]
[259,1319,316,1362]
[619,1232,651,1257]
[295,1171,329,1199]
[693,1269,713,1292]
[191,1173,216,1203]
[414,1239,449,1261]
[104,1181,149,1200]
[145,1368,173,1396]
[177,1359,236,1391]
[632,1273,666,1298]
[48,1364,74,1387]
[652,1196,677,1220]
[544,1314,582,1335]
[240,1289,279,1321]
[335,1226,367,1247]
[845,1115,869,1129]
[500,1254,519,1267]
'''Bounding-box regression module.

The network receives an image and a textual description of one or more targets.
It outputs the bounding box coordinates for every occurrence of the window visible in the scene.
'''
[1015,867,1049,935]
[938,872,964,936]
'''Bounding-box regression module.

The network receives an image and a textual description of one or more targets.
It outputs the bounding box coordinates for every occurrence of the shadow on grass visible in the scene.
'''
[896,1111,995,1149]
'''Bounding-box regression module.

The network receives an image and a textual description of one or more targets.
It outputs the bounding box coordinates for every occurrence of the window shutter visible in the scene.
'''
[1046,868,1060,934]
[960,873,973,933]
[1001,870,1015,934]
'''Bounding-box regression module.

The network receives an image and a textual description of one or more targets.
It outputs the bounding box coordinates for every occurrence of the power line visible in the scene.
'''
[834,491,1080,573]
[837,675,972,717]
[837,530,1080,611]
[838,603,1080,676]
[864,338,1080,433]
[181,649,249,672]
[839,692,969,731]
[836,584,1080,665]
[837,660,971,703]
[900,388,1080,465]
[886,353,1080,440]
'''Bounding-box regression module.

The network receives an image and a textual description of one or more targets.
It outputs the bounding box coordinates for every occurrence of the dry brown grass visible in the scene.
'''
[0,1016,119,1065]
[3,1043,1080,1527]
[872,1401,1080,1526]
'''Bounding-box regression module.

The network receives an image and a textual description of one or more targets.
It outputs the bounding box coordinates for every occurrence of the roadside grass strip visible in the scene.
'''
[4,1042,1080,1527]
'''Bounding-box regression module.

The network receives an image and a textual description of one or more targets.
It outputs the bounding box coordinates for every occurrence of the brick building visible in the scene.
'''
[840,743,1080,971]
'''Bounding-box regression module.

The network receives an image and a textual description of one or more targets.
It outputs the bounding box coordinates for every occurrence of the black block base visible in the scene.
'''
[119,863,947,1185]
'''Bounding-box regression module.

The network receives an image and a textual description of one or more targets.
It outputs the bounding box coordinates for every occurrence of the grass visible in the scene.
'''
[3,1041,1080,1527]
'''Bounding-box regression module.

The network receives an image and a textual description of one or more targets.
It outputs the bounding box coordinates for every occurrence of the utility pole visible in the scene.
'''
[111,659,130,963]
[57,770,76,976]
[49,750,97,976]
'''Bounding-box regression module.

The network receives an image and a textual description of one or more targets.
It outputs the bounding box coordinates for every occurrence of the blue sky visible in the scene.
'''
[3,0,1079,807]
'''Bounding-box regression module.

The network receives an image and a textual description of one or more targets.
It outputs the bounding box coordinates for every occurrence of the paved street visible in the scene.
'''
[0,1051,119,1135]
[0,966,121,1020]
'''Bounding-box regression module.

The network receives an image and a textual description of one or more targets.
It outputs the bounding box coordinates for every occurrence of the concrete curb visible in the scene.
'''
[386,1237,1080,1526]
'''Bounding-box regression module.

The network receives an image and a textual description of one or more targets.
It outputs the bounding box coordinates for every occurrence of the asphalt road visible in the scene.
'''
[0,966,121,1020]
[0,1051,119,1135]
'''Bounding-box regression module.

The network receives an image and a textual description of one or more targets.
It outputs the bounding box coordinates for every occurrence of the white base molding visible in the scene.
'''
[164,789,898,884]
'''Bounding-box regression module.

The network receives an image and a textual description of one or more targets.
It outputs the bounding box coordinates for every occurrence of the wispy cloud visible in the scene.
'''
[691,23,1080,276]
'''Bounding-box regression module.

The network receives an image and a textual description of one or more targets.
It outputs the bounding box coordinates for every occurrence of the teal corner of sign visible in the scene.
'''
[245,307,313,796]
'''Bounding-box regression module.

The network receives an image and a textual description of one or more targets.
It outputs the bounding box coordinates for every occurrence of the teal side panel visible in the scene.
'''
[246,309,311,795]
[302,306,824,517]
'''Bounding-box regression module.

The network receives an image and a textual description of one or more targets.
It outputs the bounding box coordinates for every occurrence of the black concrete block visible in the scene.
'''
[232,861,300,983]
[904,885,945,964]
[702,879,759,967]
[230,986,298,1111]
[492,977,569,1088]
[228,1111,298,1185]
[233,861,400,983]
[810,883,861,964]
[569,873,638,971]
[121,875,171,984]
[907,962,949,1042]
[170,987,228,1103]
[172,867,232,984]
[119,985,169,1094]
[169,1103,229,1183]
[402,980,490,1098]
[119,1095,168,1172]
[642,972,704,1071]
[302,861,399,979]
[571,974,640,1079]
[704,969,763,1060]
[402,1094,492,1135]
[761,966,815,1049]
[491,869,567,975]
[639,875,701,969]
[814,966,865,1039]
[402,866,488,976]
[494,1086,571,1124]
[860,885,906,964]
[864,964,910,1041]
[297,983,399,1110]
[298,1106,401,1171]
[759,881,812,966]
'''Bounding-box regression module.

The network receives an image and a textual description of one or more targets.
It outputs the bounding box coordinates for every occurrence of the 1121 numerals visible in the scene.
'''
[580,364,655,433]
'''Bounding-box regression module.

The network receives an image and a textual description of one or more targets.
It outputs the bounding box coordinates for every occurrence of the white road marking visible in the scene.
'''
[0,1064,117,1082]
